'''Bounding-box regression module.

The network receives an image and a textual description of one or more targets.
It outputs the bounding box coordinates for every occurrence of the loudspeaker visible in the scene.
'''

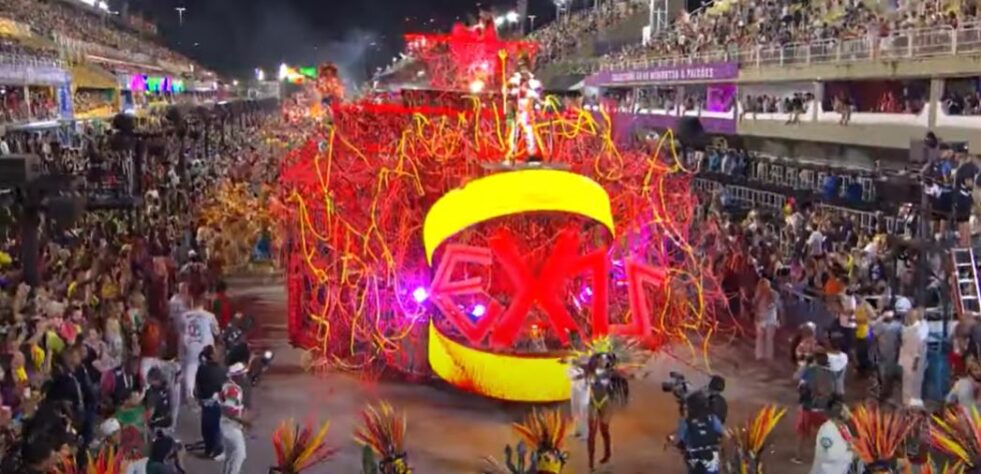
[112,113,135,135]
[675,117,707,150]
[44,195,87,230]
[0,154,41,188]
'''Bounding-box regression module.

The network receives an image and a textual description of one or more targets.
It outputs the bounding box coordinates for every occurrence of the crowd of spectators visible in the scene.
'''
[690,140,981,466]
[0,102,281,472]
[0,85,58,125]
[739,92,813,123]
[0,0,204,71]
[944,89,981,115]
[529,0,645,63]
[73,89,115,116]
[599,0,980,67]
[0,37,58,63]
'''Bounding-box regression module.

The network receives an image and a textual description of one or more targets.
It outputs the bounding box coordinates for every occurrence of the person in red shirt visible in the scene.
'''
[212,280,234,329]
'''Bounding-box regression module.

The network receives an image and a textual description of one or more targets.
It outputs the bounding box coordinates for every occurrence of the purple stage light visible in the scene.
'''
[471,304,487,318]
[412,287,429,303]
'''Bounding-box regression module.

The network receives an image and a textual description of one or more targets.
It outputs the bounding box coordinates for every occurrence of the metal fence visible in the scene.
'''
[583,21,981,73]
[0,52,63,68]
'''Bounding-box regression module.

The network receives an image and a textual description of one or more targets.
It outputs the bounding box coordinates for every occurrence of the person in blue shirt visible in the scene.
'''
[674,391,725,474]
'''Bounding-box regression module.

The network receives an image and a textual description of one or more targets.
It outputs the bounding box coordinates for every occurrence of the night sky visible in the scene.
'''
[121,0,568,82]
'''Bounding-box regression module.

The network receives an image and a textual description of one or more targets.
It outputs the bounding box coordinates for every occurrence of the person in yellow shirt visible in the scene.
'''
[853,298,876,375]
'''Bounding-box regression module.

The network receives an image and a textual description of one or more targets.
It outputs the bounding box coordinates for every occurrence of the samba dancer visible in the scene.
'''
[506,59,543,164]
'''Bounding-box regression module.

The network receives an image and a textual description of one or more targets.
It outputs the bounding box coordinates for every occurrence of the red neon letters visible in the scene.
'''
[429,228,665,348]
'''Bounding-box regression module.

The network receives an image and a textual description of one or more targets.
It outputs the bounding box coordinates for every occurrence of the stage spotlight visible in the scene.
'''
[468,79,485,94]
[471,304,487,318]
[412,287,429,303]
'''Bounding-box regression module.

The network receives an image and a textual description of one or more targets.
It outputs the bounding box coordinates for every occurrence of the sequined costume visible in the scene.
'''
[506,64,542,163]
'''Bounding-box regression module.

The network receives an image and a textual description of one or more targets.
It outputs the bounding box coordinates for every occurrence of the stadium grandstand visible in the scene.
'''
[0,0,241,128]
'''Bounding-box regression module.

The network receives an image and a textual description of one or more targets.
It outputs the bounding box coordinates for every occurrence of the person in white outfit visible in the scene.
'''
[810,401,855,474]
[899,308,929,406]
[754,279,782,361]
[179,284,220,403]
[568,359,590,437]
[220,363,251,474]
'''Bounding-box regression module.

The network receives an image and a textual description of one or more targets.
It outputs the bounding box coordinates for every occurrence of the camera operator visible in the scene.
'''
[704,375,728,424]
[672,391,724,474]
[663,372,728,423]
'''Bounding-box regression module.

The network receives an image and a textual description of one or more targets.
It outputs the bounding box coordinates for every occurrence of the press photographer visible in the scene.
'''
[662,372,728,423]
[670,391,725,474]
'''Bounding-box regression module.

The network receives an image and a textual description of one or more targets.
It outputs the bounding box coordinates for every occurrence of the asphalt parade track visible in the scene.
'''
[177,275,812,474]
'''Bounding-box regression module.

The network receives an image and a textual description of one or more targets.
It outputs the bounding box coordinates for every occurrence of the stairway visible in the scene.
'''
[952,248,981,315]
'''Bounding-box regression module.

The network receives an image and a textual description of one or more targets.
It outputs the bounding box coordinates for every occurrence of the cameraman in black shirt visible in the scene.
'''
[194,345,226,459]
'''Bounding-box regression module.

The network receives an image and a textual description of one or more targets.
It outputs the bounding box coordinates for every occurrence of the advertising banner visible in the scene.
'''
[0,64,69,85]
[586,62,738,86]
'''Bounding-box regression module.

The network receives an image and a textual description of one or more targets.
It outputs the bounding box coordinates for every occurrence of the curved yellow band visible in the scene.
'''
[428,321,571,402]
[423,169,615,264]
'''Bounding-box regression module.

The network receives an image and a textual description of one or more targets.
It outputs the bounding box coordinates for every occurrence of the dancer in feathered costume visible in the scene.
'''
[269,418,338,474]
[929,405,981,473]
[848,404,915,474]
[354,402,411,474]
[726,405,786,474]
[506,57,542,164]
[482,409,571,474]
[53,446,127,474]
[570,335,648,471]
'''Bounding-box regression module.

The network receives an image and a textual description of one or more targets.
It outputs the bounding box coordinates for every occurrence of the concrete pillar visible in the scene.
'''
[811,81,822,122]
[928,78,943,130]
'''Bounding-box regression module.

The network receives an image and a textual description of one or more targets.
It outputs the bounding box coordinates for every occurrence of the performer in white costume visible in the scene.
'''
[506,60,542,164]
[568,359,589,437]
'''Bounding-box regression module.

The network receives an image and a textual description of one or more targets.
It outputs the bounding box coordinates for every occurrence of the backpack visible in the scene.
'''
[802,366,836,411]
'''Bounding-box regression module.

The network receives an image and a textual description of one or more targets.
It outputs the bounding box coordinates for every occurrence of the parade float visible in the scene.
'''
[274,19,726,403]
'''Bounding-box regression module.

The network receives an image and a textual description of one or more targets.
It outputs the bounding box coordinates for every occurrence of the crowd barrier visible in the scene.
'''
[556,22,981,74]
[693,177,899,234]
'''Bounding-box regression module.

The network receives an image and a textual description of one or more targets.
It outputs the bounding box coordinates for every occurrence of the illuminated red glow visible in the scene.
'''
[275,28,726,371]
[429,228,670,350]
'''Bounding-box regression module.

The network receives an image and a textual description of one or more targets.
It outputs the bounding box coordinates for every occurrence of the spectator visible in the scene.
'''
[949,352,981,409]
[898,308,928,406]
[753,278,781,361]
[793,351,835,465]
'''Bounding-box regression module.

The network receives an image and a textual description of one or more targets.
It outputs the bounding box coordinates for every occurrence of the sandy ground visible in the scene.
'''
[176,275,814,474]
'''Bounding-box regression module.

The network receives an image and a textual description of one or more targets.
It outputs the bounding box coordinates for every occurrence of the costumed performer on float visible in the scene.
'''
[482,408,571,474]
[506,58,543,165]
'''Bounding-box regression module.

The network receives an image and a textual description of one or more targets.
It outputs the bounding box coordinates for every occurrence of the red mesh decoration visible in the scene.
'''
[405,24,538,92]
[274,87,729,372]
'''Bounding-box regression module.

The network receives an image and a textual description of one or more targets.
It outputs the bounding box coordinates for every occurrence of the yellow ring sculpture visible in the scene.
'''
[424,169,614,402]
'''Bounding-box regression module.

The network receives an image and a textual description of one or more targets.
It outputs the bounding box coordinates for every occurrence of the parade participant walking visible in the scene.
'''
[899,308,928,406]
[809,399,854,474]
[219,363,251,474]
[753,279,781,361]
[195,345,226,460]
[180,277,220,402]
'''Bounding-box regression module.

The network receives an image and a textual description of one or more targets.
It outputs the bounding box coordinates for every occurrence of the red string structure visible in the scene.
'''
[275,30,727,374]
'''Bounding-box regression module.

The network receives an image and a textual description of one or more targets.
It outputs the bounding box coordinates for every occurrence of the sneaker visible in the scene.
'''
[210,453,226,462]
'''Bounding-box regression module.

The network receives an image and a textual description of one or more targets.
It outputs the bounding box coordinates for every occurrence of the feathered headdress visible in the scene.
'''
[53,446,127,474]
[482,409,571,474]
[571,335,649,373]
[849,405,914,473]
[354,402,410,474]
[270,418,338,474]
[727,405,787,474]
[930,405,981,471]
